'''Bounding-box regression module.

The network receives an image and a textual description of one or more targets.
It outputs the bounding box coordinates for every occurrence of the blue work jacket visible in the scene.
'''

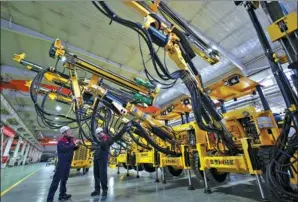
[57,136,78,163]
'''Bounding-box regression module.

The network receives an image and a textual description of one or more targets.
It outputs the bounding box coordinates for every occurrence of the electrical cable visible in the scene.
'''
[266,112,298,201]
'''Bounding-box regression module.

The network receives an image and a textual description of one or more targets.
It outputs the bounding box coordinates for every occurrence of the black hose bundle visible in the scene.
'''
[180,71,239,154]
[266,113,298,201]
[92,1,183,89]
[128,131,152,150]
[29,67,91,130]
[132,121,181,157]
[92,1,240,155]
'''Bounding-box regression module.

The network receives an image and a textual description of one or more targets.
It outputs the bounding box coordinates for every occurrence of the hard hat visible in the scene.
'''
[95,127,103,134]
[60,126,70,134]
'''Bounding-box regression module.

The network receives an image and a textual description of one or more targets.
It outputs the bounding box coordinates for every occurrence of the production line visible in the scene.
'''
[1,1,297,202]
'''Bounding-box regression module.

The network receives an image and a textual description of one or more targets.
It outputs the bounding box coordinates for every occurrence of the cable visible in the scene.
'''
[93,1,240,154]
[266,112,298,201]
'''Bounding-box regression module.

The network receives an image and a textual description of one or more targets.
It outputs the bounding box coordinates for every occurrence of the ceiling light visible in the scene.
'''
[156,84,162,89]
[211,45,218,50]
[48,141,57,144]
[54,129,58,132]
[55,117,59,120]
[61,56,67,62]
[56,106,62,111]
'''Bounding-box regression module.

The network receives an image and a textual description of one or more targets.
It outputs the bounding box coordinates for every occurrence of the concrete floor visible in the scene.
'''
[1,164,276,202]
[1,163,42,192]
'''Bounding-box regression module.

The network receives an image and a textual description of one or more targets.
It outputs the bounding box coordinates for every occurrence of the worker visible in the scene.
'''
[47,126,81,202]
[91,127,113,197]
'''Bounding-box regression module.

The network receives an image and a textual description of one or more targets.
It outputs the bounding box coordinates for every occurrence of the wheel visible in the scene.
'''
[193,152,227,183]
[83,168,89,174]
[205,151,228,183]
[143,164,156,173]
[192,152,204,180]
[133,165,144,171]
[122,163,133,170]
[258,146,273,173]
[258,146,274,182]
[206,168,228,183]
[166,166,183,176]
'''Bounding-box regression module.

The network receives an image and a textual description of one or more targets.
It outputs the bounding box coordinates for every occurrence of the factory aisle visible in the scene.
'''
[1,163,43,193]
[1,165,274,202]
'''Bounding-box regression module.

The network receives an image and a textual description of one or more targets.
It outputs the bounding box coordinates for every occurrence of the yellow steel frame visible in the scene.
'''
[267,12,298,42]
[71,141,93,169]
[123,1,219,65]
[224,106,279,145]
[52,39,156,99]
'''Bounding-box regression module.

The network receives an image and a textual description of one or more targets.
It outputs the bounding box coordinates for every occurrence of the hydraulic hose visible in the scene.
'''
[132,121,181,157]
[150,126,174,141]
[128,131,152,150]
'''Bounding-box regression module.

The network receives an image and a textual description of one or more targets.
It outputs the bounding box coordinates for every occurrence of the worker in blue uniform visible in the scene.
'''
[91,127,113,197]
[47,126,81,202]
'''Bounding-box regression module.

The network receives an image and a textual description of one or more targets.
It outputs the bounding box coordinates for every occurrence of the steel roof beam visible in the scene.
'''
[1,19,145,78]
[1,93,43,151]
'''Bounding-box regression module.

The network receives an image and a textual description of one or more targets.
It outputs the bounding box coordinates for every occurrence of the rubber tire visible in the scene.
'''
[122,163,133,170]
[206,168,228,183]
[143,164,156,173]
[192,152,204,180]
[133,165,144,172]
[258,146,274,183]
[166,166,183,177]
[193,152,227,183]
[83,168,89,175]
[258,146,273,173]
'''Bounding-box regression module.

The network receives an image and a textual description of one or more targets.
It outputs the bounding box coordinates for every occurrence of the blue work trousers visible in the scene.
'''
[94,159,108,192]
[47,161,71,200]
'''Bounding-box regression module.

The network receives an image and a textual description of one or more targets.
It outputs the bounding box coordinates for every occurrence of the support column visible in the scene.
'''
[34,150,40,163]
[30,148,36,163]
[1,136,14,168]
[27,147,32,164]
[30,149,36,163]
[33,150,37,162]
[38,152,42,162]
[38,151,42,162]
[18,141,27,166]
[22,144,31,165]
[8,137,22,166]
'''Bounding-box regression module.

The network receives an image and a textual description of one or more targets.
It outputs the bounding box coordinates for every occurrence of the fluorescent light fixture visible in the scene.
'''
[56,106,62,111]
[48,141,57,144]
[54,129,58,132]
[55,117,59,120]
[61,56,67,62]
[211,45,218,50]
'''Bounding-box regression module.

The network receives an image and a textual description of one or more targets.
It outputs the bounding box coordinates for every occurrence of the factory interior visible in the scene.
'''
[0,1,298,202]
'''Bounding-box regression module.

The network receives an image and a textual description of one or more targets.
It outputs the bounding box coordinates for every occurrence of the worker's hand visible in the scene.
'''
[75,139,82,145]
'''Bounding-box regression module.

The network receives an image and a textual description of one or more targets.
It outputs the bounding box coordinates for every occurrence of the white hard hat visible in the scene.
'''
[60,126,70,134]
[95,127,103,134]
